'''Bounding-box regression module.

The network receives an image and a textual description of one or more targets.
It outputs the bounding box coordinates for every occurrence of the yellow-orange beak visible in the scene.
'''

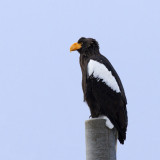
[70,42,82,52]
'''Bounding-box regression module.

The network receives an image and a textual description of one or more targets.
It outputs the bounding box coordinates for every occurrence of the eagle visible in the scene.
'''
[70,37,128,144]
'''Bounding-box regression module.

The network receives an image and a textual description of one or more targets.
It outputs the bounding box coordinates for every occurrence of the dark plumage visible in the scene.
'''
[70,37,128,144]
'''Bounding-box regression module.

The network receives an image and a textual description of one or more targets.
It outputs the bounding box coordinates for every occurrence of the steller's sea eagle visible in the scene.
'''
[70,37,128,144]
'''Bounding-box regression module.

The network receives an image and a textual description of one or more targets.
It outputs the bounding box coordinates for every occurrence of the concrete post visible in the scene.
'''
[85,118,117,160]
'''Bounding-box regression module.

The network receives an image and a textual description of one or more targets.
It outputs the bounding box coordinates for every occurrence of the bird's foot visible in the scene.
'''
[98,115,114,129]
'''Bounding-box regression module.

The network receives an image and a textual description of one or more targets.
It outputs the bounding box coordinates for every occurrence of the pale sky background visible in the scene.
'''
[0,0,160,160]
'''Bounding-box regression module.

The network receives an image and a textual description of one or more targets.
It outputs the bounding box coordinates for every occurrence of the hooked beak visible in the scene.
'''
[70,42,82,52]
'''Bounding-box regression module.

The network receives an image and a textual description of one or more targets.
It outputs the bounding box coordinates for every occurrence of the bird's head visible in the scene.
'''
[70,37,100,55]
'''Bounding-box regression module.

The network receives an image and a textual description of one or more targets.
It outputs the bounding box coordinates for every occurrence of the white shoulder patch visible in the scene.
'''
[87,59,120,93]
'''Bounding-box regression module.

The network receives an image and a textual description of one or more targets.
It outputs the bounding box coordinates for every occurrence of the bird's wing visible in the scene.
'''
[86,56,128,143]
[89,54,127,104]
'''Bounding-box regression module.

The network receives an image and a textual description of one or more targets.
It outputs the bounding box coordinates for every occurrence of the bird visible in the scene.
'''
[70,37,128,144]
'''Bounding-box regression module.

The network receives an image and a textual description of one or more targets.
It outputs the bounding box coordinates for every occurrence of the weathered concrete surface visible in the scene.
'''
[85,118,117,160]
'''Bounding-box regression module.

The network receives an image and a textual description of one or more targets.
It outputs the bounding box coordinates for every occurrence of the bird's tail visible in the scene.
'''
[118,129,126,144]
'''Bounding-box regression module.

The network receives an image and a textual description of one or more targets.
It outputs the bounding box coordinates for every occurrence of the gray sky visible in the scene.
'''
[0,0,160,159]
